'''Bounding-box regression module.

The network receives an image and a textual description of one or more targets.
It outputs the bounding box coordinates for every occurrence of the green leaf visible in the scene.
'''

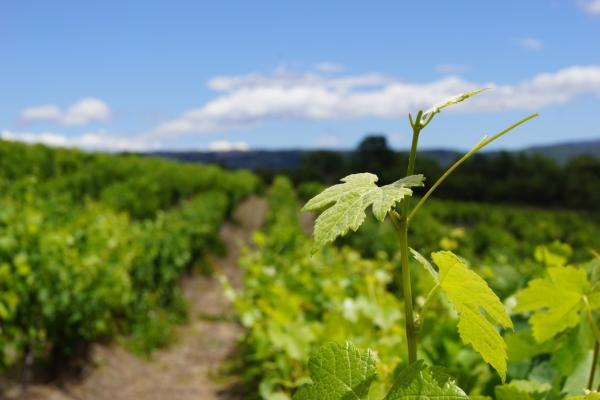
[422,88,487,121]
[431,251,513,381]
[515,266,591,342]
[383,360,468,399]
[293,342,378,400]
[302,173,424,250]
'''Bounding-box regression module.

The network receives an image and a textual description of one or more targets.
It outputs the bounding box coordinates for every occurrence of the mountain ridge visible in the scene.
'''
[147,138,600,170]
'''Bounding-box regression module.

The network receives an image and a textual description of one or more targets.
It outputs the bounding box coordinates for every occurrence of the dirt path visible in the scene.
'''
[5,196,266,400]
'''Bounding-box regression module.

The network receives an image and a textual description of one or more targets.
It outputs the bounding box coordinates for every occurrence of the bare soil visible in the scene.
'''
[1,196,266,400]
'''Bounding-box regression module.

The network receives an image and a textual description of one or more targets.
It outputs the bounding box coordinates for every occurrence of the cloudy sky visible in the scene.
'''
[1,1,600,152]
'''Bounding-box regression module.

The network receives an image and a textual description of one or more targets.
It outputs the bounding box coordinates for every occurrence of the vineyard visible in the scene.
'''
[1,93,600,400]
[0,140,259,382]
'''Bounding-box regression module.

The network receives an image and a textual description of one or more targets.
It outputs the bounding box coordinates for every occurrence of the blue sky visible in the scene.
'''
[1,0,600,151]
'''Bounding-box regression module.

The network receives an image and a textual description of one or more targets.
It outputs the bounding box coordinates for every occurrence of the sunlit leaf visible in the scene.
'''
[302,173,424,250]
[432,251,513,381]
[515,266,595,342]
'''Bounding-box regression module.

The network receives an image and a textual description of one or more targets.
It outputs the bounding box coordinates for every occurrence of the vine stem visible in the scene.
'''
[391,212,417,364]
[391,112,423,365]
[402,112,423,215]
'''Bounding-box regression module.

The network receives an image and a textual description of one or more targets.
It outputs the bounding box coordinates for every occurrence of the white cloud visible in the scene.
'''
[514,37,544,51]
[207,140,249,152]
[580,0,600,15]
[13,64,600,151]
[62,98,112,125]
[313,62,345,73]
[152,65,600,137]
[435,64,471,74]
[205,70,391,92]
[1,130,159,152]
[21,105,62,121]
[475,65,600,110]
[20,97,111,126]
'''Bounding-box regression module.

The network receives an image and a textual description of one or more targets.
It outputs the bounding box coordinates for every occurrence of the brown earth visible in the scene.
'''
[1,196,266,400]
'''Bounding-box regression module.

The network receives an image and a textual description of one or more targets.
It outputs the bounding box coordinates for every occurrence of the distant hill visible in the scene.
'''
[150,150,304,171]
[518,139,600,164]
[148,149,471,170]
[416,140,600,166]
[148,139,599,170]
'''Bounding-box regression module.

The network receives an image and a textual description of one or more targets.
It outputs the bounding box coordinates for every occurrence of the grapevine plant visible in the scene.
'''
[295,90,541,398]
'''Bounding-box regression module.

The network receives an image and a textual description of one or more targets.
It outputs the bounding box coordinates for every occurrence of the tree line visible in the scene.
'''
[270,136,600,213]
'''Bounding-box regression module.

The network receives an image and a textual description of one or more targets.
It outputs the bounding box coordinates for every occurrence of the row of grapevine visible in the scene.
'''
[0,140,260,371]
[0,139,259,219]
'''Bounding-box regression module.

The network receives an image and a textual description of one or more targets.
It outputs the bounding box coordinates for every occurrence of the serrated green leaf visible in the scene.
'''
[431,251,513,381]
[422,88,487,121]
[383,360,468,399]
[515,266,591,342]
[302,173,424,250]
[293,342,378,400]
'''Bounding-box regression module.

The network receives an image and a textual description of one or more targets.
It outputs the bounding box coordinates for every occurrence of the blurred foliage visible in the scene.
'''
[276,135,600,214]
[0,139,259,369]
[229,177,600,399]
